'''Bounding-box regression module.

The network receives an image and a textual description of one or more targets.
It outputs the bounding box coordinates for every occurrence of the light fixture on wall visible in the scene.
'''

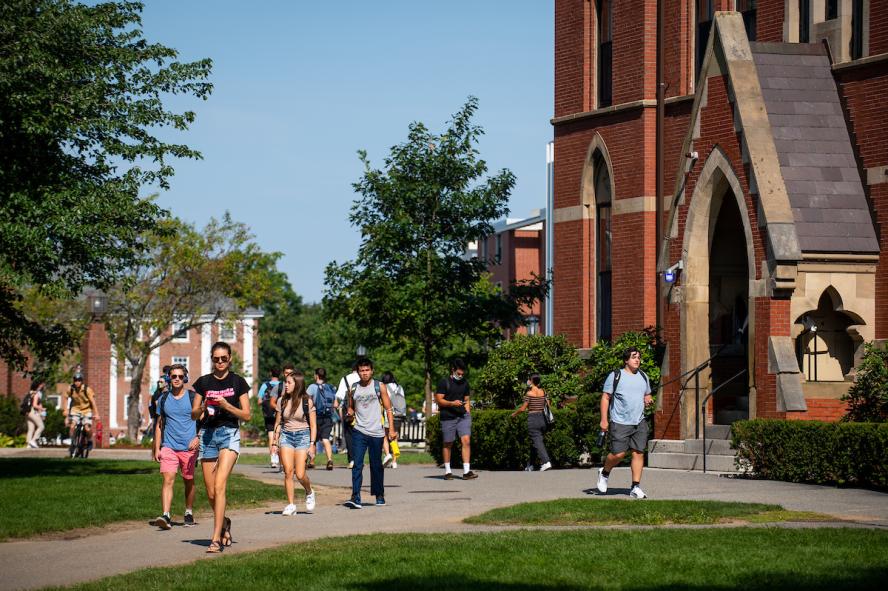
[664,260,683,284]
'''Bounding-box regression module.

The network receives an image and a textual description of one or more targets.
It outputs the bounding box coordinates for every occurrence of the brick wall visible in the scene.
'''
[555,0,587,117]
[755,0,784,43]
[82,322,112,447]
[870,0,888,55]
[786,398,849,421]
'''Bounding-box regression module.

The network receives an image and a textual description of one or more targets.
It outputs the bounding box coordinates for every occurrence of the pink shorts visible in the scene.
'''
[159,447,197,479]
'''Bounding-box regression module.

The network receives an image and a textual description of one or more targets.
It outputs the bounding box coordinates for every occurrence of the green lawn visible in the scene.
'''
[0,458,282,540]
[53,528,888,590]
[465,498,833,526]
[237,449,435,466]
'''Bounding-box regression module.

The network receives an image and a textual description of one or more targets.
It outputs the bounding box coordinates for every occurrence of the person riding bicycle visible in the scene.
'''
[63,373,101,451]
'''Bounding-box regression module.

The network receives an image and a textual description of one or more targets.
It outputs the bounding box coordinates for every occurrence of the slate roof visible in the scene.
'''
[751,42,879,254]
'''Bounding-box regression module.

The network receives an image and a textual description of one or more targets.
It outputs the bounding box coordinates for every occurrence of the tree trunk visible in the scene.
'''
[424,340,433,417]
[127,361,147,441]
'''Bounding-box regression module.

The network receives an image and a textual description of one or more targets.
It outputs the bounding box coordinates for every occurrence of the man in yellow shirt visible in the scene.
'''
[63,373,101,450]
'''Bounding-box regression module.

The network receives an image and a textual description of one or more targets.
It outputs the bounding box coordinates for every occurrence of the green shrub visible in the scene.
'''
[474,335,585,408]
[426,405,608,470]
[732,419,888,489]
[843,341,888,422]
[0,395,26,436]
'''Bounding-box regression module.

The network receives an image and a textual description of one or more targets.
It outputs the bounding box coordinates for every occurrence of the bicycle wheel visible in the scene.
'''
[76,427,88,458]
[69,424,80,458]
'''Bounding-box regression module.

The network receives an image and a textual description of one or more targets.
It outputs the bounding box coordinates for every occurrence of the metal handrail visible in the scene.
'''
[700,368,747,473]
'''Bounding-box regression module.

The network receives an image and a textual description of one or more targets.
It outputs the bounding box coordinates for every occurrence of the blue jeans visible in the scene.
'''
[351,429,384,502]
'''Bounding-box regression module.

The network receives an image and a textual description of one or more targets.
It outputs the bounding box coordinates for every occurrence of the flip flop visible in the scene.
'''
[206,540,222,554]
[222,517,233,547]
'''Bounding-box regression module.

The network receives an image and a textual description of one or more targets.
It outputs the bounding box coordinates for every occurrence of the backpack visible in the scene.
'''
[19,392,33,415]
[261,381,280,418]
[609,368,650,395]
[314,383,336,418]
[345,379,381,422]
[388,383,407,418]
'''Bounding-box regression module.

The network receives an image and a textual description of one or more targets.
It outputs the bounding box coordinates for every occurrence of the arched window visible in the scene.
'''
[851,0,864,59]
[798,0,811,43]
[696,0,715,77]
[737,0,757,41]
[596,0,612,108]
[594,153,612,342]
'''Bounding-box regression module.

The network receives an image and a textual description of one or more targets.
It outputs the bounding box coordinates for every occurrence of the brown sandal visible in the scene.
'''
[206,540,222,553]
[222,517,233,547]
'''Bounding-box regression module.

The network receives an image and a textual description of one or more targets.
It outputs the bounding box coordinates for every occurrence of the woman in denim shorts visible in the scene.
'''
[272,370,317,516]
[191,342,252,553]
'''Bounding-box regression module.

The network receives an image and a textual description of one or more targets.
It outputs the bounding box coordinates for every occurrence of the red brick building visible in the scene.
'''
[552,1,887,439]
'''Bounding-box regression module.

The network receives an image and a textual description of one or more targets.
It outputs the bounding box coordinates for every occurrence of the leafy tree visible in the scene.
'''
[843,342,888,423]
[325,98,547,414]
[0,0,212,369]
[103,214,280,439]
[474,334,585,409]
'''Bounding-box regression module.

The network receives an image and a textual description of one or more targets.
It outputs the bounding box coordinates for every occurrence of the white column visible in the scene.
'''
[150,348,160,386]
[109,349,119,429]
[201,324,212,377]
[242,318,254,390]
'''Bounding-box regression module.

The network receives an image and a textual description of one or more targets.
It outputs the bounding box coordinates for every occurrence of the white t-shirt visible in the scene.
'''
[335,371,360,403]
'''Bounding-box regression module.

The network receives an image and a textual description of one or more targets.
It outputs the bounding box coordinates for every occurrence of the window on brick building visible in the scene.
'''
[593,153,612,343]
[495,234,503,264]
[737,0,757,41]
[696,0,715,78]
[798,0,811,43]
[479,236,488,261]
[172,356,189,371]
[851,0,864,59]
[218,321,236,342]
[123,361,134,381]
[825,0,838,20]
[596,0,612,108]
[171,319,189,342]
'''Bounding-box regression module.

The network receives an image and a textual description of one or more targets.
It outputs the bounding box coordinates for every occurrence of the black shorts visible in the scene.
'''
[610,419,649,454]
[263,416,276,433]
[316,415,334,441]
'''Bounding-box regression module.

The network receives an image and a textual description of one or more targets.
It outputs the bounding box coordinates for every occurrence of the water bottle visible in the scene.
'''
[596,430,607,447]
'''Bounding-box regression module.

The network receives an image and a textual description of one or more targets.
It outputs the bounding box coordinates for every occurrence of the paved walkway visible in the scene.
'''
[1,456,886,590]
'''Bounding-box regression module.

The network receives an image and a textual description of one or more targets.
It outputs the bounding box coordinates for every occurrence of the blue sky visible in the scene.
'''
[140,1,554,303]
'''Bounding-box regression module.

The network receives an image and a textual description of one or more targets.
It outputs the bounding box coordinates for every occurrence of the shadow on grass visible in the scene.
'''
[0,458,154,479]
[347,570,888,591]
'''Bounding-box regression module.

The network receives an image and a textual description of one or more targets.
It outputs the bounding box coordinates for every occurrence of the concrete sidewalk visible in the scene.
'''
[0,462,886,590]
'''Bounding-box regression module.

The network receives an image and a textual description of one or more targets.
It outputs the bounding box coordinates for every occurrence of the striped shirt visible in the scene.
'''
[524,394,547,413]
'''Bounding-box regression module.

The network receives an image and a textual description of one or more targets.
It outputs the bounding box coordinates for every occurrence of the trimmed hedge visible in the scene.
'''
[426,394,607,470]
[732,419,888,490]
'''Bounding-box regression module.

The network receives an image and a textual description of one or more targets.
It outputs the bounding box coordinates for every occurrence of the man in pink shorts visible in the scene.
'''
[151,364,200,529]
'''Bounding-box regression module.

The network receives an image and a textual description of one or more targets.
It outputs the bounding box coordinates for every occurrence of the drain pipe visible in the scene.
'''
[655,0,665,333]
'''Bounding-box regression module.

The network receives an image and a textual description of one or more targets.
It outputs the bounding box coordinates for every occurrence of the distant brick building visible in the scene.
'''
[552,1,887,439]
[475,210,547,338]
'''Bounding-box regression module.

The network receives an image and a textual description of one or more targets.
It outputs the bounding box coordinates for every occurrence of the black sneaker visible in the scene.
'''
[344,499,362,509]
[443,472,455,480]
[462,471,478,480]
[183,513,195,527]
[151,515,172,530]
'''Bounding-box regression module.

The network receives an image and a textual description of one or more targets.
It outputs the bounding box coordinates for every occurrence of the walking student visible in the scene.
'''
[597,346,653,499]
[191,342,252,553]
[510,374,552,472]
[307,367,337,470]
[380,372,405,468]
[435,358,477,480]
[343,358,397,509]
[150,364,199,530]
[25,380,46,448]
[257,368,282,468]
[272,370,317,516]
[334,362,360,469]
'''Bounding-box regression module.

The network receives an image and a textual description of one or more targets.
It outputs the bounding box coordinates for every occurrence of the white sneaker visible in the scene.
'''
[348,460,354,469]
[27,441,38,449]
[391,460,398,469]
[524,464,534,472]
[282,503,297,516]
[540,462,552,472]
[383,453,393,467]
[596,468,609,493]
[305,490,316,512]
[629,485,647,499]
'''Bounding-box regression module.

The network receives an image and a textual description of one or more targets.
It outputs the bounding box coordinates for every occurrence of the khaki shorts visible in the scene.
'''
[70,412,93,427]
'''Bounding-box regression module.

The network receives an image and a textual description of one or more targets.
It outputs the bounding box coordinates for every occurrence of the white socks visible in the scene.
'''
[444,462,451,474]
[463,463,470,474]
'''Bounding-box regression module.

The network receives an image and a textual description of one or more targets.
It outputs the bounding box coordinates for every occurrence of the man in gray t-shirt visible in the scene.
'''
[597,346,653,499]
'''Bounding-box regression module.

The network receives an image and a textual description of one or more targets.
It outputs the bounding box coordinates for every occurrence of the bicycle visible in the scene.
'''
[68,415,92,459]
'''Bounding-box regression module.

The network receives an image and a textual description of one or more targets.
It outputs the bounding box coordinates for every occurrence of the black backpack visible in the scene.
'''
[609,368,650,395]
[19,392,33,415]
[261,381,280,418]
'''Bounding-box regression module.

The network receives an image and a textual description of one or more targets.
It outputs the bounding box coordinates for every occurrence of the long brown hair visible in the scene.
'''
[279,370,308,419]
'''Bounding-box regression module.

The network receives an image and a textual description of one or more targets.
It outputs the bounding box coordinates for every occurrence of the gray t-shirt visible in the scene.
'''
[352,381,384,438]
[602,368,651,426]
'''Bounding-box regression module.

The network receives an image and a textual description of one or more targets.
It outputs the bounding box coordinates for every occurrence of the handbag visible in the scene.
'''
[543,398,555,429]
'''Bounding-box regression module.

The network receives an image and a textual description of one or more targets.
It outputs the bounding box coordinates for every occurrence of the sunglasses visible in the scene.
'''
[170,374,186,380]
[212,356,230,363]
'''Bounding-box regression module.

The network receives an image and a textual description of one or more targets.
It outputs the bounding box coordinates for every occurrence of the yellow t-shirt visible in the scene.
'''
[69,385,95,414]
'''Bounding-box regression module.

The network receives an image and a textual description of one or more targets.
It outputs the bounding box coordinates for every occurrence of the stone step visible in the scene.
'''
[648,439,685,454]
[683,438,734,456]
[702,424,732,440]
[647,451,739,472]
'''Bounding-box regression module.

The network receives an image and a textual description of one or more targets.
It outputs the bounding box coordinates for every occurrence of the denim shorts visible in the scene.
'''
[279,428,310,450]
[199,425,241,460]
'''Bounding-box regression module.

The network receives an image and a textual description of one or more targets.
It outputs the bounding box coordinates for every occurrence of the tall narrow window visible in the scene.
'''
[825,0,838,20]
[594,155,612,343]
[851,0,864,59]
[696,0,714,76]
[799,0,811,43]
[597,0,613,108]
[737,0,757,41]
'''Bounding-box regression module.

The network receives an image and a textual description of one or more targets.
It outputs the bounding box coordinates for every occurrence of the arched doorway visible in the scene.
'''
[708,194,749,424]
